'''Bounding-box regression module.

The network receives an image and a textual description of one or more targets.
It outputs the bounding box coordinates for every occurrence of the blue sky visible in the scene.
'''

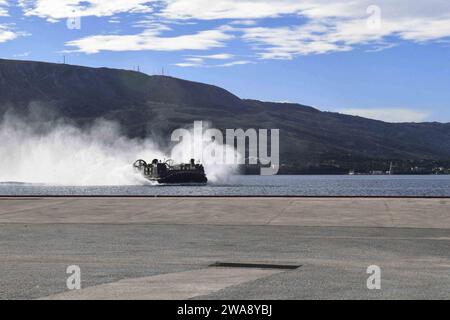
[1,0,450,122]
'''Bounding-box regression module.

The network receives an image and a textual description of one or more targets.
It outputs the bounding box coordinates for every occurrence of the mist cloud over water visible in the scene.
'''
[0,114,236,186]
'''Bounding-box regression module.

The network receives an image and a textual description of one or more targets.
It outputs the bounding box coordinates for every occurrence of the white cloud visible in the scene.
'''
[13,51,31,57]
[174,61,201,67]
[229,20,258,26]
[0,25,18,43]
[339,108,430,123]
[217,60,252,67]
[190,53,234,60]
[154,0,450,59]
[241,23,353,59]
[185,57,204,63]
[237,0,450,58]
[0,0,8,16]
[17,0,450,60]
[19,0,155,20]
[160,0,307,20]
[175,58,252,68]
[66,28,233,53]
[174,51,251,68]
[175,53,250,68]
[0,2,27,44]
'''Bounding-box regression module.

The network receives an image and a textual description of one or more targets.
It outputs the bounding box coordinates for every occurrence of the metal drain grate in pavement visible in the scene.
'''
[210,262,301,270]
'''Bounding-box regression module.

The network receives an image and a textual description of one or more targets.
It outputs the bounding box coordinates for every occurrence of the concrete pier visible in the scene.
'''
[0,197,449,299]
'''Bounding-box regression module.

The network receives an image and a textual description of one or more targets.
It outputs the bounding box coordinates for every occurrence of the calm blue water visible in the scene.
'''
[1,175,450,196]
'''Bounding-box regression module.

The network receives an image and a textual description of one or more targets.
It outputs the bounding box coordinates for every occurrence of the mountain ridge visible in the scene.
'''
[1,58,449,173]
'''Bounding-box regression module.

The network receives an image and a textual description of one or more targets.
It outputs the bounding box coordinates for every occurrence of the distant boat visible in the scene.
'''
[133,159,207,184]
[388,161,394,175]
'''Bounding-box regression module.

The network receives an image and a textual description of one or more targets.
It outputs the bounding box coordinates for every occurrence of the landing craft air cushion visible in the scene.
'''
[133,159,208,184]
